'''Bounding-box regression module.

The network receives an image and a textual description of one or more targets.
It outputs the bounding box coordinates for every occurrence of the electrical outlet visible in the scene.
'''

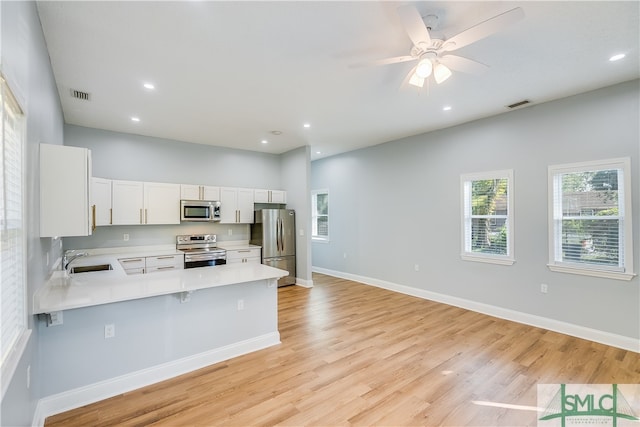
[299,229,304,236]
[343,253,347,259]
[237,299,244,311]
[540,283,548,294]
[414,264,420,272]
[228,229,233,236]
[123,234,129,241]
[104,323,115,339]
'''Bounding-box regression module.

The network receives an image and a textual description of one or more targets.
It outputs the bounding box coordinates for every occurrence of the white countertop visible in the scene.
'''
[34,252,287,314]
[217,242,261,250]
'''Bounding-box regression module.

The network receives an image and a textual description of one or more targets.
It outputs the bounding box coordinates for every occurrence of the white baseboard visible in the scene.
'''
[312,266,639,353]
[32,332,280,427]
[295,277,314,288]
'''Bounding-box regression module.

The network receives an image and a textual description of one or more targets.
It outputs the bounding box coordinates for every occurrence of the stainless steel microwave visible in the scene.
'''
[180,200,221,222]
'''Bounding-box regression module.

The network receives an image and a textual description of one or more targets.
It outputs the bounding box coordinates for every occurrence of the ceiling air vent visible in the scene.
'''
[506,100,531,109]
[70,89,90,101]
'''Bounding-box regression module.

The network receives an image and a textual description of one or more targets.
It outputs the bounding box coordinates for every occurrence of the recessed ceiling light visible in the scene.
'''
[303,123,311,128]
[316,151,321,154]
[443,106,452,111]
[609,53,626,62]
[143,83,155,90]
[261,140,268,144]
[270,130,282,135]
[131,117,140,122]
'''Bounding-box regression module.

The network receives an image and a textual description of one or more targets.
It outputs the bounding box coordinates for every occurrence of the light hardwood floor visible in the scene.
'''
[46,273,640,426]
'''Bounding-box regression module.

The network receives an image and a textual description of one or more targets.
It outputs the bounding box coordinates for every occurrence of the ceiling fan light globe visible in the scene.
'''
[408,74,425,88]
[434,63,452,84]
[415,59,433,78]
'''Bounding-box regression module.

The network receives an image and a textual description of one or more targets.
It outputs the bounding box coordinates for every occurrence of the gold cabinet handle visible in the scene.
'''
[109,208,113,225]
[140,209,143,224]
[91,204,96,231]
[145,208,148,224]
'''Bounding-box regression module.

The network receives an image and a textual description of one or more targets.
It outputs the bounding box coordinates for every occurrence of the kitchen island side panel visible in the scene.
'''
[37,279,277,397]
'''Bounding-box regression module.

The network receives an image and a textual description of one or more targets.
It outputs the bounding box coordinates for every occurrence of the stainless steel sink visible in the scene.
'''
[69,264,113,274]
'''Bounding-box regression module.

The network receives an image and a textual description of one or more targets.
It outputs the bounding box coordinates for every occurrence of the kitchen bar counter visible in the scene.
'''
[34,259,288,314]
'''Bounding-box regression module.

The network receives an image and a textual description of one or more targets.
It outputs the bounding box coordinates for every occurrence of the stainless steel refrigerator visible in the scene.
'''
[250,209,296,287]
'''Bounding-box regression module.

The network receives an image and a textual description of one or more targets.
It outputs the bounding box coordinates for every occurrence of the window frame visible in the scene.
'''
[1,74,31,400]
[311,189,329,242]
[547,157,634,281]
[460,169,515,266]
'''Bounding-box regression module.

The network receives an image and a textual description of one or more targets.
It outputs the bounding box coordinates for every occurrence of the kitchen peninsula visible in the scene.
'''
[34,250,288,410]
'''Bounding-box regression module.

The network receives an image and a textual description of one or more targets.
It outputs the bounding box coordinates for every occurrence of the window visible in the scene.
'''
[311,189,329,241]
[1,75,29,399]
[548,158,634,280]
[461,170,514,265]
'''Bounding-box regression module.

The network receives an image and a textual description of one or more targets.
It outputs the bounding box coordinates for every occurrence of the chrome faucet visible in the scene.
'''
[62,251,89,271]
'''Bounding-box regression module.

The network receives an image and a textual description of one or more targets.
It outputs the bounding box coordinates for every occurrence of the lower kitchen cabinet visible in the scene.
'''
[119,254,184,275]
[226,248,261,264]
[145,254,184,273]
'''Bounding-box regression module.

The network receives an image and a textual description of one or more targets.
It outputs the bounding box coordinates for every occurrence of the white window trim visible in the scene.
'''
[1,74,31,400]
[460,169,515,266]
[311,189,329,242]
[547,157,635,281]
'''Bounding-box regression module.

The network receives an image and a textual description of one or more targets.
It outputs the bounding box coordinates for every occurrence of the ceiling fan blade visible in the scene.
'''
[441,7,524,52]
[439,55,489,74]
[348,55,416,69]
[397,4,432,49]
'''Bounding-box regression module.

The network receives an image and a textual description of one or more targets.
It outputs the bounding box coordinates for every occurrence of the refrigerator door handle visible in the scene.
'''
[279,217,284,252]
[276,217,281,253]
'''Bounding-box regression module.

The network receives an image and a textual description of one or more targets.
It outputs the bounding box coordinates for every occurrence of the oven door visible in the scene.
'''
[184,253,227,269]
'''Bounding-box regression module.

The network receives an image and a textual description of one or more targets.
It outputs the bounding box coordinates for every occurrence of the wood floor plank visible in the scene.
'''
[45,273,640,426]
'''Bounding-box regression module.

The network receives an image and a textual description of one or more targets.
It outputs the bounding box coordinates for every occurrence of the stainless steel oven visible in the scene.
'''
[176,234,226,269]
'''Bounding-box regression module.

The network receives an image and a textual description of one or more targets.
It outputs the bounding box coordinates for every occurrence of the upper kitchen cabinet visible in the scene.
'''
[180,184,220,201]
[254,189,286,204]
[220,187,254,224]
[91,177,112,226]
[112,180,144,225]
[112,180,180,225]
[40,144,92,237]
[144,182,180,224]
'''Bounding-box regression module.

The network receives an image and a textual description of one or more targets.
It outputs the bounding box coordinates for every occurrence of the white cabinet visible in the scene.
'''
[226,248,261,264]
[254,189,286,204]
[180,184,220,201]
[40,144,92,237]
[144,182,180,224]
[118,257,145,275]
[220,187,255,224]
[112,180,144,225]
[112,180,180,225]
[91,177,112,226]
[119,254,184,275]
[145,254,184,273]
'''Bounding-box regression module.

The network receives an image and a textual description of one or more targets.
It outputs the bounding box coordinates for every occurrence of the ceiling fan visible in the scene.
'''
[351,4,525,88]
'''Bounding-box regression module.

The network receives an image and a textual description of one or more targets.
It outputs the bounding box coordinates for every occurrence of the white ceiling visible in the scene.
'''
[36,1,639,161]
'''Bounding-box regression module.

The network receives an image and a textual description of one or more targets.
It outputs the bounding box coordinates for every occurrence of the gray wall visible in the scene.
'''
[38,280,277,396]
[65,124,282,188]
[1,1,65,425]
[311,80,640,340]
[281,146,313,284]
